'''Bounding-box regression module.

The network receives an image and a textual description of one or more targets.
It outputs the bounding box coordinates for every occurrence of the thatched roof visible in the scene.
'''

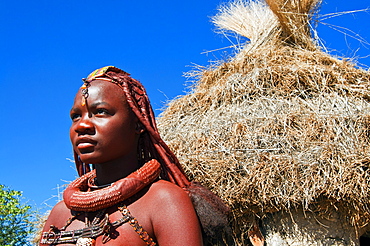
[157,0,370,241]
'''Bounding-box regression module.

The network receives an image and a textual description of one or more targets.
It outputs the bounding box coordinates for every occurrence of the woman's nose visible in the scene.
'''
[75,115,94,134]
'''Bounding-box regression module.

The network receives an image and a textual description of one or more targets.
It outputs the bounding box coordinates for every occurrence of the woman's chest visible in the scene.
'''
[49,207,155,246]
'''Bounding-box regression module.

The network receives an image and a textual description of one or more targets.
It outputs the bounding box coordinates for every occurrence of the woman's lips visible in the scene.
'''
[76,138,96,151]
[77,142,95,148]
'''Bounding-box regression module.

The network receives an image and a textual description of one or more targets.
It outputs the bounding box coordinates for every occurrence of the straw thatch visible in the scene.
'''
[157,0,370,244]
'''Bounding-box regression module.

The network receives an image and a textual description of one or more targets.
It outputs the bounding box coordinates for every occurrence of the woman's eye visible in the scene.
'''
[70,113,81,121]
[96,108,109,115]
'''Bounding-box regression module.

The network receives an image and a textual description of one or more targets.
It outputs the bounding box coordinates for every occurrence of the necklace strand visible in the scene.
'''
[40,205,131,244]
[87,176,113,189]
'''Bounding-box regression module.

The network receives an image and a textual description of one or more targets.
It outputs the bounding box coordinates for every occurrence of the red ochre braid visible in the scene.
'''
[109,69,190,188]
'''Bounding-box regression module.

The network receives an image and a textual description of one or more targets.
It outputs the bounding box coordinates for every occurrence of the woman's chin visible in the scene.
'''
[78,153,102,165]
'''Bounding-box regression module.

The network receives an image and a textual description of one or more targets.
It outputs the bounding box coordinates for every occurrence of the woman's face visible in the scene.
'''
[69,80,138,165]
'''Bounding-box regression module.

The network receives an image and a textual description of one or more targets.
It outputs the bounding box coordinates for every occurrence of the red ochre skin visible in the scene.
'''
[40,80,203,246]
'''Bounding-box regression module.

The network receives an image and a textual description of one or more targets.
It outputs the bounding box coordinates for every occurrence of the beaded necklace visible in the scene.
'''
[40,204,156,246]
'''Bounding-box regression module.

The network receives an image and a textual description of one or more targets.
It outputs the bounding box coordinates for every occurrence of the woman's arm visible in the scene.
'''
[148,180,203,246]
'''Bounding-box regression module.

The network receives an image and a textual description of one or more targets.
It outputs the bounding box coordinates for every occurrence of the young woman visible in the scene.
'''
[40,66,229,246]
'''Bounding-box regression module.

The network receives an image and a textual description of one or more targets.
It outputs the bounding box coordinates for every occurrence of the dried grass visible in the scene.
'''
[266,0,321,50]
[157,0,370,243]
[31,212,48,245]
[212,0,280,52]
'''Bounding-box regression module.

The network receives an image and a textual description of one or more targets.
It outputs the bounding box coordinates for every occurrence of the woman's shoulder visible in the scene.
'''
[147,180,190,202]
[48,200,70,215]
[139,180,197,219]
[42,200,75,230]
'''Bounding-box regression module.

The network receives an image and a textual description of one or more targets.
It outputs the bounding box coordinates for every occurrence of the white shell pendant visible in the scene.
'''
[76,237,96,246]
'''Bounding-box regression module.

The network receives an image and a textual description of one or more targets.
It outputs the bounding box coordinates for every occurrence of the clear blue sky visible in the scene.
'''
[0,0,369,213]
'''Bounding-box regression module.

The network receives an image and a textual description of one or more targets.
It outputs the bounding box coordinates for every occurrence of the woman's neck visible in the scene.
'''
[94,155,140,186]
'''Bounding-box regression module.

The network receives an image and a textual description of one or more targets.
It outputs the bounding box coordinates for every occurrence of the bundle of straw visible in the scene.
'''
[157,0,370,243]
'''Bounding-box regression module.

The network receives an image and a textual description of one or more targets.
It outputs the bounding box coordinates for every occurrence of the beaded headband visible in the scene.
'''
[80,66,124,106]
[85,66,112,81]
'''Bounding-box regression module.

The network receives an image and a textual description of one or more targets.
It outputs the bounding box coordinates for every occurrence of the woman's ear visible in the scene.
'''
[135,122,145,134]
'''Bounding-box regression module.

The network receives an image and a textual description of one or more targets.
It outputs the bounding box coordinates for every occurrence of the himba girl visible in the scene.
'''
[40,66,230,246]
